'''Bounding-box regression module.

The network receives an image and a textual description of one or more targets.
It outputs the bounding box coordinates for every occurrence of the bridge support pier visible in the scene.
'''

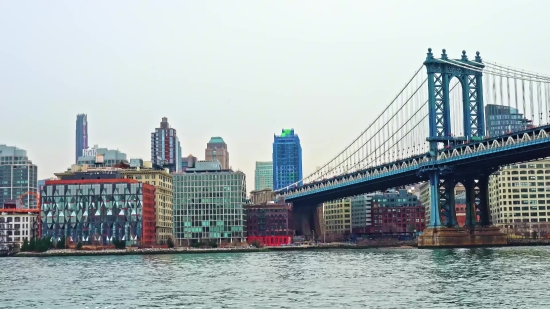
[418,169,507,248]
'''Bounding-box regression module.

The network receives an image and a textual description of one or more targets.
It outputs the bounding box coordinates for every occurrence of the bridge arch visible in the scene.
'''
[424,48,485,153]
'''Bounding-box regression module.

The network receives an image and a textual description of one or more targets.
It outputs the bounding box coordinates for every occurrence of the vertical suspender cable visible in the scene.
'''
[529,80,535,124]
[522,77,526,130]
[538,81,543,125]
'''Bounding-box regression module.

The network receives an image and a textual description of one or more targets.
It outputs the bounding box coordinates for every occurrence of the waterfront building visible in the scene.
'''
[323,198,352,240]
[182,154,198,172]
[272,129,303,190]
[485,104,531,137]
[488,159,550,233]
[0,200,40,248]
[0,145,38,209]
[41,177,155,247]
[55,163,173,244]
[173,160,246,246]
[244,190,293,246]
[205,137,229,170]
[75,113,89,164]
[371,189,425,234]
[121,163,173,244]
[254,161,273,191]
[151,117,182,173]
[351,193,375,234]
[77,145,128,167]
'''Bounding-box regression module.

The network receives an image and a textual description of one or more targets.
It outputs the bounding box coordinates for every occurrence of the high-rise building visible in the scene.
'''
[151,117,182,173]
[75,114,89,164]
[205,137,229,169]
[173,160,246,246]
[272,129,303,190]
[485,104,531,137]
[0,145,38,209]
[254,161,273,191]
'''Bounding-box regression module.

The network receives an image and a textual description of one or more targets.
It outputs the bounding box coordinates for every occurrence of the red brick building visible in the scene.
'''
[244,200,294,246]
[370,189,426,234]
[372,205,426,234]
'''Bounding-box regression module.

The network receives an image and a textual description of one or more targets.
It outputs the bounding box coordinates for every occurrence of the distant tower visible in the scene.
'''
[272,129,303,190]
[151,117,182,173]
[205,137,229,169]
[75,114,88,164]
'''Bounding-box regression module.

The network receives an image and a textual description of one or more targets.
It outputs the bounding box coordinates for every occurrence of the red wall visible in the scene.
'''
[141,183,156,247]
[247,236,292,246]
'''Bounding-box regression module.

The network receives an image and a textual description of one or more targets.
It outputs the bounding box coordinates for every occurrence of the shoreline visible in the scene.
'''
[10,239,550,257]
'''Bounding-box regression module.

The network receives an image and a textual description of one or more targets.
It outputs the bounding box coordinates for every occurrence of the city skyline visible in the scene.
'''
[2,1,549,192]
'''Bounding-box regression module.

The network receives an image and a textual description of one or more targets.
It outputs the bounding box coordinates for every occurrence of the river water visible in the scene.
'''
[3,247,550,308]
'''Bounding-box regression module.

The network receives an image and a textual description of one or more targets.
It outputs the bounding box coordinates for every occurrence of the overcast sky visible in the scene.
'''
[1,0,548,191]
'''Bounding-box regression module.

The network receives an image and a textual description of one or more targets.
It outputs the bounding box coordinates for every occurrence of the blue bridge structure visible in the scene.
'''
[277,49,550,244]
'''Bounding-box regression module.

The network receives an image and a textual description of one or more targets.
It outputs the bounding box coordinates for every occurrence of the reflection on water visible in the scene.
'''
[2,247,550,308]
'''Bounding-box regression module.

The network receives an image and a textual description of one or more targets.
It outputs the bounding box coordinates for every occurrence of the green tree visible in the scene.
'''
[208,240,218,248]
[112,239,126,249]
[76,242,83,250]
[167,237,175,248]
[21,239,30,252]
[56,236,66,249]
[29,238,36,251]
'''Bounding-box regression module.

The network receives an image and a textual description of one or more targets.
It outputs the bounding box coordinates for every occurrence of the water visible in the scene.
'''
[3,247,550,308]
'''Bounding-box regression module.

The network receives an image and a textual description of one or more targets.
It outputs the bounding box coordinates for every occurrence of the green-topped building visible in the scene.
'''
[273,128,303,190]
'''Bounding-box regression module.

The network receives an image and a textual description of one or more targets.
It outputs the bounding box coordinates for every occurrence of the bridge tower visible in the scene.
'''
[419,48,506,248]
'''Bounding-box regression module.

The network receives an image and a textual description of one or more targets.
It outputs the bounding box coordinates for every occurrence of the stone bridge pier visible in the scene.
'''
[293,203,323,240]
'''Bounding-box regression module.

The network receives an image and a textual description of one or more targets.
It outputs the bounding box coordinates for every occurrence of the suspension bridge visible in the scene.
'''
[277,48,550,247]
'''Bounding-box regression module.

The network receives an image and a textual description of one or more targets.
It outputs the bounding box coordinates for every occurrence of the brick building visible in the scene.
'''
[244,190,293,246]
[371,189,425,234]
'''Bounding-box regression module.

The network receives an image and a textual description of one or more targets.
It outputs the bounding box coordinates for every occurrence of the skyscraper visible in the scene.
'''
[272,128,303,190]
[205,137,229,169]
[0,145,38,208]
[254,161,273,190]
[75,114,88,164]
[151,117,182,173]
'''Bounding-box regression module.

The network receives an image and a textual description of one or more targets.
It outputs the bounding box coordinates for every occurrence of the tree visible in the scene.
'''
[76,242,83,250]
[112,239,126,249]
[208,240,218,248]
[251,240,262,248]
[56,236,66,249]
[167,237,174,248]
[21,239,30,252]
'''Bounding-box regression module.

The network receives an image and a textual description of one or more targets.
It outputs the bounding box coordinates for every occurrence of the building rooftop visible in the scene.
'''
[208,137,225,144]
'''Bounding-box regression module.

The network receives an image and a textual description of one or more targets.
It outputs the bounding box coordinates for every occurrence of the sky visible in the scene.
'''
[1,0,549,192]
